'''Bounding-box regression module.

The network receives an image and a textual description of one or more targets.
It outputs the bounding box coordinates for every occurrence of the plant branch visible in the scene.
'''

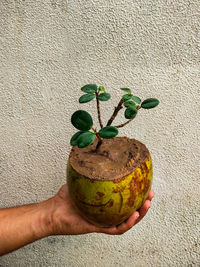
[115,118,134,128]
[95,92,103,129]
[106,98,124,126]
[115,106,141,128]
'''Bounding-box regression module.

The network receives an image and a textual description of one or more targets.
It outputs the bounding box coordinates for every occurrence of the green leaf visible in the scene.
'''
[122,94,132,101]
[121,88,131,93]
[71,110,93,131]
[98,86,105,93]
[81,84,98,93]
[70,131,84,146]
[79,94,95,103]
[141,98,159,109]
[124,101,136,108]
[98,93,111,101]
[132,96,141,104]
[77,131,96,148]
[125,107,138,119]
[98,126,118,139]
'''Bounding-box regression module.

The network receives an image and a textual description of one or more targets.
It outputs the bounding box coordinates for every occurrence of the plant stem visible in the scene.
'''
[95,92,103,129]
[115,106,141,128]
[95,132,103,151]
[95,139,102,150]
[92,127,103,150]
[115,118,134,128]
[106,98,124,126]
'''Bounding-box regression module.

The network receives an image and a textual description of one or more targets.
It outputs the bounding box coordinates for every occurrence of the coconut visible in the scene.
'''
[67,137,152,227]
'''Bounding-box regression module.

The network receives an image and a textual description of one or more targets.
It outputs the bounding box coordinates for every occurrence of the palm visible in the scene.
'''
[52,184,154,235]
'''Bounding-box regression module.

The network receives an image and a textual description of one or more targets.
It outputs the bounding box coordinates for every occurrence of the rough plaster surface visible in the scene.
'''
[0,0,199,266]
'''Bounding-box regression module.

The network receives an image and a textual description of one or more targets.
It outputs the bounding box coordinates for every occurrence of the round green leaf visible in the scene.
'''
[98,86,105,92]
[98,93,111,101]
[81,84,98,93]
[70,131,84,146]
[132,96,141,104]
[141,98,159,109]
[124,100,136,108]
[125,107,138,119]
[122,94,132,101]
[98,126,118,139]
[79,94,95,103]
[71,110,93,131]
[77,131,96,148]
[121,88,131,93]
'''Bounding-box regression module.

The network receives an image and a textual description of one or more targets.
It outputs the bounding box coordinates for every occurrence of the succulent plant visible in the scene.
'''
[70,84,159,149]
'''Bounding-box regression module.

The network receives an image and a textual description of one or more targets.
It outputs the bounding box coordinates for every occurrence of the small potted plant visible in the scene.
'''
[67,84,159,227]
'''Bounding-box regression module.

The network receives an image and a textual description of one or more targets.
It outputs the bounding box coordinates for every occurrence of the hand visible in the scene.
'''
[0,184,154,256]
[49,185,154,236]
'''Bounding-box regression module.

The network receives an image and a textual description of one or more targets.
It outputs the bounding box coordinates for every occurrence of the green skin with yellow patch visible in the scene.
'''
[67,154,152,227]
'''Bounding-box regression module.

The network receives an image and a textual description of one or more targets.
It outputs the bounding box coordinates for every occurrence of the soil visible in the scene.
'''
[69,136,149,180]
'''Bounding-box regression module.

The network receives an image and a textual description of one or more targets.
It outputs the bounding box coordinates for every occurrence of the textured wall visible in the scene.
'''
[0,0,199,266]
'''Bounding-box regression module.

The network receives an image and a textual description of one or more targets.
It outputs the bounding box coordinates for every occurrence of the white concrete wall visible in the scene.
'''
[0,0,199,266]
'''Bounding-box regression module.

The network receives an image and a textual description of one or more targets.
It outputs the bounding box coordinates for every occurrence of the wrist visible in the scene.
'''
[32,197,56,239]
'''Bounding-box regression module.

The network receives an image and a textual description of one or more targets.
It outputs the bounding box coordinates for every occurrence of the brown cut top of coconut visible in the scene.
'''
[69,136,150,180]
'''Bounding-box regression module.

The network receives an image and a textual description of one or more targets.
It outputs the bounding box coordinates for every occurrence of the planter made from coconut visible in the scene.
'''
[67,137,153,227]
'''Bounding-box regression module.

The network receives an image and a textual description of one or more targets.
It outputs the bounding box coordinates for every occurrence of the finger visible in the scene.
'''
[135,199,151,225]
[99,211,139,235]
[147,190,154,201]
[115,211,140,234]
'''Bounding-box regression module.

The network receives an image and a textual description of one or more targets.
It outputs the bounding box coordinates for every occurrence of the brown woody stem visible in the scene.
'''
[92,127,103,150]
[95,138,103,150]
[115,106,141,128]
[115,118,134,128]
[95,92,103,129]
[106,98,124,126]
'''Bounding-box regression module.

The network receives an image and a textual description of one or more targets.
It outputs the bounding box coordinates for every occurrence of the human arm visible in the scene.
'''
[0,198,53,256]
[0,185,154,256]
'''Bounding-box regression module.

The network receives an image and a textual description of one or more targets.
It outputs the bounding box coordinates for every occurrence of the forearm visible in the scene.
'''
[0,198,54,256]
